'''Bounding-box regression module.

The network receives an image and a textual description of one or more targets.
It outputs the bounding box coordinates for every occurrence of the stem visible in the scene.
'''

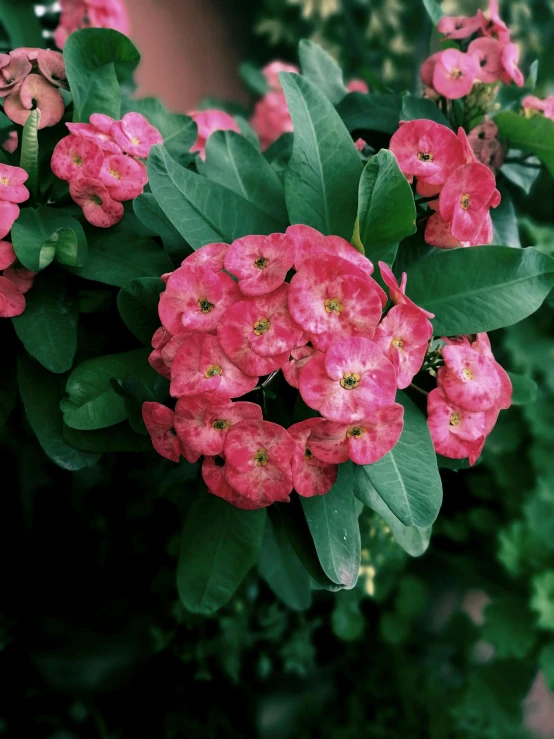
[409,383,429,397]
[253,370,280,392]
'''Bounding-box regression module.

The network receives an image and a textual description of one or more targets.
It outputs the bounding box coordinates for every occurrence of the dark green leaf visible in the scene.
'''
[18,354,100,470]
[495,111,554,176]
[508,372,538,405]
[401,94,451,128]
[63,422,154,453]
[11,207,88,271]
[358,392,442,528]
[357,149,416,266]
[298,39,348,105]
[406,246,554,335]
[239,62,269,96]
[133,193,186,257]
[117,277,164,345]
[482,597,537,659]
[64,28,140,121]
[148,145,285,249]
[422,0,445,24]
[491,182,520,248]
[0,0,43,46]
[540,644,554,691]
[281,72,362,239]
[177,496,266,615]
[300,461,361,589]
[336,93,402,134]
[12,271,78,374]
[501,155,541,194]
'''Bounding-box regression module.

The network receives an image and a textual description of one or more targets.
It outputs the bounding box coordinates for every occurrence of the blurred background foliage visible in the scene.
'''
[1,1,554,737]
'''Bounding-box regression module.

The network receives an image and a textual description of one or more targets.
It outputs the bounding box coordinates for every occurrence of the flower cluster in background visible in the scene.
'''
[188,110,240,160]
[0,240,34,318]
[54,0,129,49]
[1,48,67,130]
[250,61,298,149]
[51,112,162,227]
[390,119,501,249]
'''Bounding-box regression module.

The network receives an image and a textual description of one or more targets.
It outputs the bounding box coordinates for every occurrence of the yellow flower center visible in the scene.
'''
[71,156,82,167]
[347,425,366,438]
[254,256,269,270]
[253,317,271,335]
[205,364,223,378]
[449,412,462,426]
[110,168,121,179]
[324,298,344,314]
[461,193,471,210]
[450,67,463,79]
[211,418,230,430]
[463,367,474,380]
[340,372,361,390]
[254,447,269,466]
[391,337,404,349]
[90,194,102,205]
[131,136,140,145]
[198,296,215,313]
[417,151,433,162]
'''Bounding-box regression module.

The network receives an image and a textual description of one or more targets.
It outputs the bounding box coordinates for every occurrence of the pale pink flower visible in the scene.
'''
[438,14,482,40]
[439,344,502,412]
[182,243,228,273]
[282,344,321,389]
[0,201,20,240]
[478,0,510,44]
[0,275,26,318]
[433,49,479,99]
[69,177,124,228]
[51,134,104,182]
[142,401,201,463]
[3,74,65,129]
[0,164,29,204]
[148,326,174,379]
[425,212,462,249]
[262,61,299,91]
[250,92,293,150]
[501,43,524,87]
[468,37,504,84]
[347,79,369,94]
[188,109,240,160]
[286,224,375,277]
[288,418,338,497]
[36,50,67,88]
[427,387,485,466]
[66,118,122,155]
[421,52,442,89]
[0,50,31,96]
[98,154,148,201]
[225,233,295,296]
[378,262,435,319]
[439,162,499,242]
[111,112,163,158]
[0,240,16,270]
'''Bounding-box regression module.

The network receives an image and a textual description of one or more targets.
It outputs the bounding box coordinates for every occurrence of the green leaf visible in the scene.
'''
[61,348,152,430]
[121,96,197,160]
[495,111,554,176]
[281,72,362,240]
[63,422,154,453]
[357,392,442,528]
[508,372,538,405]
[400,94,451,128]
[11,207,88,271]
[300,461,361,589]
[258,509,312,611]
[133,193,186,257]
[239,62,269,96]
[539,644,554,691]
[406,246,554,335]
[148,145,285,249]
[491,182,520,248]
[203,131,288,225]
[12,271,78,374]
[357,149,416,266]
[298,39,348,105]
[18,354,100,471]
[530,571,554,630]
[64,28,140,121]
[177,496,266,615]
[68,220,172,287]
[422,0,444,24]
[117,277,164,345]
[353,468,431,557]
[20,109,40,200]
[482,597,536,659]
[0,0,43,46]
[501,155,541,195]
[336,93,402,134]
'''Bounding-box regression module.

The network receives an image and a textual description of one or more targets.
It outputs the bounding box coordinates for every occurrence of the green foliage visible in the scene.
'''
[19,109,40,201]
[336,92,402,134]
[12,207,88,271]
[298,39,348,104]
[422,0,444,25]
[400,94,451,128]
[117,277,164,345]
[496,111,554,176]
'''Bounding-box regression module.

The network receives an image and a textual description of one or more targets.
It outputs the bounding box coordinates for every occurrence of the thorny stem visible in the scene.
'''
[409,383,429,397]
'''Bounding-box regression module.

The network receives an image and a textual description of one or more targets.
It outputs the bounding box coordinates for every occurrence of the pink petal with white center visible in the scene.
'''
[142,401,200,463]
[225,232,295,296]
[0,201,20,239]
[51,134,104,182]
[424,212,460,249]
[374,305,432,388]
[223,420,295,506]
[203,456,264,510]
[170,333,258,399]
[441,344,502,411]
[378,261,435,319]
[111,112,163,158]
[174,393,234,455]
[439,162,497,242]
[66,121,122,154]
[159,264,240,335]
[0,240,16,270]
[0,163,29,204]
[182,242,228,273]
[4,74,65,129]
[438,14,483,39]
[246,284,303,357]
[433,49,478,100]
[288,418,338,497]
[69,177,124,228]
[0,275,26,317]
[282,343,321,389]
[98,154,148,201]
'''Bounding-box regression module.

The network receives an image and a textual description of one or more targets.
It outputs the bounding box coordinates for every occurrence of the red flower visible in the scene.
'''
[288,418,338,497]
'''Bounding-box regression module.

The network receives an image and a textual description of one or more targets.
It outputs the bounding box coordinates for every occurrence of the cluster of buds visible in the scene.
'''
[0,48,67,130]
[54,0,129,49]
[390,119,501,248]
[0,240,35,318]
[421,0,523,100]
[51,113,163,228]
[144,225,436,510]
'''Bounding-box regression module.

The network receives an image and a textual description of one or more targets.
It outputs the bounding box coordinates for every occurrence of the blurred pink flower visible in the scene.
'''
[188,109,240,160]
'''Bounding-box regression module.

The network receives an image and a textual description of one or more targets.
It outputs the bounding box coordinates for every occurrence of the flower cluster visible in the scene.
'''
[51,112,163,228]
[1,48,67,129]
[0,163,30,239]
[0,240,35,318]
[390,119,501,249]
[188,110,240,161]
[427,333,512,465]
[54,0,129,49]
[522,95,554,122]
[421,0,523,100]
[144,226,436,510]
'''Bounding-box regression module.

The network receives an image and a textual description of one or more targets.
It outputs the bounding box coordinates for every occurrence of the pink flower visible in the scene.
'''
[478,0,510,44]
[373,305,433,389]
[307,403,404,465]
[3,74,65,129]
[432,49,479,99]
[501,43,524,87]
[421,52,442,89]
[51,134,104,182]
[288,418,338,497]
[3,265,35,294]
[169,333,259,399]
[262,61,299,91]
[111,112,163,158]
[188,110,240,160]
[0,275,26,318]
[439,162,499,242]
[378,261,435,319]
[438,14,483,39]
[468,38,504,84]
[175,394,262,456]
[0,240,16,270]
[98,154,148,201]
[224,233,295,296]
[202,455,263,510]
[0,50,31,96]
[282,343,321,389]
[182,243,228,273]
[67,116,122,155]
[439,345,502,412]
[355,138,367,152]
[36,50,67,88]
[425,212,463,249]
[470,333,512,410]
[158,263,240,336]
[389,119,465,187]
[347,79,369,93]
[299,337,397,423]
[68,177,124,228]
[217,284,302,376]
[54,0,129,49]
[2,131,18,154]
[288,254,383,351]
[148,327,173,378]
[286,224,375,278]
[223,419,295,507]
[522,95,554,119]
[0,164,29,204]
[427,388,485,466]
[0,201,20,240]
[250,92,293,150]
[142,401,201,463]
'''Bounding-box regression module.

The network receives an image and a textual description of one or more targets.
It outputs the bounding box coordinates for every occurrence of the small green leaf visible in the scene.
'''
[117,277,164,345]
[300,461,361,589]
[491,182,520,248]
[336,93,402,134]
[530,571,554,630]
[298,39,348,105]
[20,109,40,200]
[501,156,541,195]
[401,94,451,128]
[12,271,78,374]
[539,644,554,691]
[508,373,538,405]
[239,62,269,96]
[281,72,363,240]
[18,354,100,470]
[496,111,554,176]
[177,496,266,615]
[422,0,445,25]
[11,207,88,271]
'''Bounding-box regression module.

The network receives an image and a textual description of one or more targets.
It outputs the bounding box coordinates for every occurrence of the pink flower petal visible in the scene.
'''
[4,74,65,129]
[69,177,124,228]
[203,455,264,510]
[0,274,26,317]
[0,201,20,239]
[98,154,148,201]
[225,232,295,296]
[390,119,465,186]
[288,418,338,497]
[182,242,228,273]
[433,49,478,100]
[0,240,16,270]
[440,344,502,411]
[51,134,104,183]
[188,109,240,160]
[111,112,163,158]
